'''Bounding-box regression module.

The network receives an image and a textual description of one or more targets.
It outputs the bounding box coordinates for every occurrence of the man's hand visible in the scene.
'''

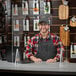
[30,56,42,63]
[46,58,56,63]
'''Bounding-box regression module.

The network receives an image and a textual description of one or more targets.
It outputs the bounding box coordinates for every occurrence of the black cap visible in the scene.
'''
[39,19,50,25]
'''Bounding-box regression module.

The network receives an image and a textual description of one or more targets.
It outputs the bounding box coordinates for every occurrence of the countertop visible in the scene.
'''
[0,60,76,75]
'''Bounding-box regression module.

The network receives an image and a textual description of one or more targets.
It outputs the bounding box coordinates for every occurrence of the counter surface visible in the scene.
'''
[0,60,76,75]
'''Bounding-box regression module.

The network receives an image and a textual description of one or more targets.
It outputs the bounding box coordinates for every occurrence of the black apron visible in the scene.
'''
[35,36,57,61]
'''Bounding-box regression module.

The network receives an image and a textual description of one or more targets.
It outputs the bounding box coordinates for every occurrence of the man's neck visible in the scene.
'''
[40,31,48,39]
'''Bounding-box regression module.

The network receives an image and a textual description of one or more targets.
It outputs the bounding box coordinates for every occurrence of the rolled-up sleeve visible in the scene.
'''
[55,36,65,61]
[25,39,34,59]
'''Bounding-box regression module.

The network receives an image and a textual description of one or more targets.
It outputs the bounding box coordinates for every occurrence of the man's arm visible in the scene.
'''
[25,39,33,58]
[25,38,42,63]
[55,36,65,61]
[30,56,42,63]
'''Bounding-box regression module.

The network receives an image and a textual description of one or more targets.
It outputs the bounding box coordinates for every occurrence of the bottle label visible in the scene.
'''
[33,0,39,15]
[70,43,76,58]
[33,19,39,31]
[12,4,18,16]
[24,35,27,46]
[23,19,29,31]
[44,1,50,14]
[22,1,28,15]
[14,36,19,47]
[14,20,19,31]
[26,20,29,31]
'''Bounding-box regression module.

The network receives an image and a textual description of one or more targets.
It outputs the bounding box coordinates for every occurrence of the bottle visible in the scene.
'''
[22,0,28,15]
[0,36,2,44]
[23,18,26,31]
[14,4,18,15]
[34,16,39,31]
[17,36,19,47]
[33,0,39,15]
[48,19,50,32]
[22,0,25,14]
[26,17,29,31]
[14,36,16,46]
[15,20,19,31]
[23,17,29,31]
[72,43,75,54]
[35,21,38,30]
[16,36,18,46]
[13,20,15,31]
[15,48,20,64]
[45,1,49,12]
[4,1,8,15]
[12,4,14,15]
[0,1,5,28]
[70,43,73,58]
[14,36,19,47]
[1,49,6,61]
[34,19,38,31]
[74,43,76,54]
[24,34,27,46]
[70,42,75,59]
[44,0,50,14]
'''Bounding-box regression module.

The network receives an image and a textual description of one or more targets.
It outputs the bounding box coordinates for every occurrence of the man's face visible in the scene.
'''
[39,24,50,33]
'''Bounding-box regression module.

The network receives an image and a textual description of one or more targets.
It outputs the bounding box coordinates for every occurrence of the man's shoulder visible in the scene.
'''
[50,33,59,38]
[31,33,39,40]
[50,33,57,36]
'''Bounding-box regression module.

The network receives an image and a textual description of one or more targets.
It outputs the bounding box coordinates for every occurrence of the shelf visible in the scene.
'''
[2,0,76,63]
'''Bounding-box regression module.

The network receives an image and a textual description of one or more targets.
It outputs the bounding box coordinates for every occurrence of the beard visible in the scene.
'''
[40,28,49,33]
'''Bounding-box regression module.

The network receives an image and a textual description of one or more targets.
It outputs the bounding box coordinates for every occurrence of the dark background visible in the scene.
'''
[0,0,76,62]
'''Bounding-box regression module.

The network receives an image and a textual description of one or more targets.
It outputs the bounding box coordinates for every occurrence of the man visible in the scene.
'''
[25,20,65,63]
